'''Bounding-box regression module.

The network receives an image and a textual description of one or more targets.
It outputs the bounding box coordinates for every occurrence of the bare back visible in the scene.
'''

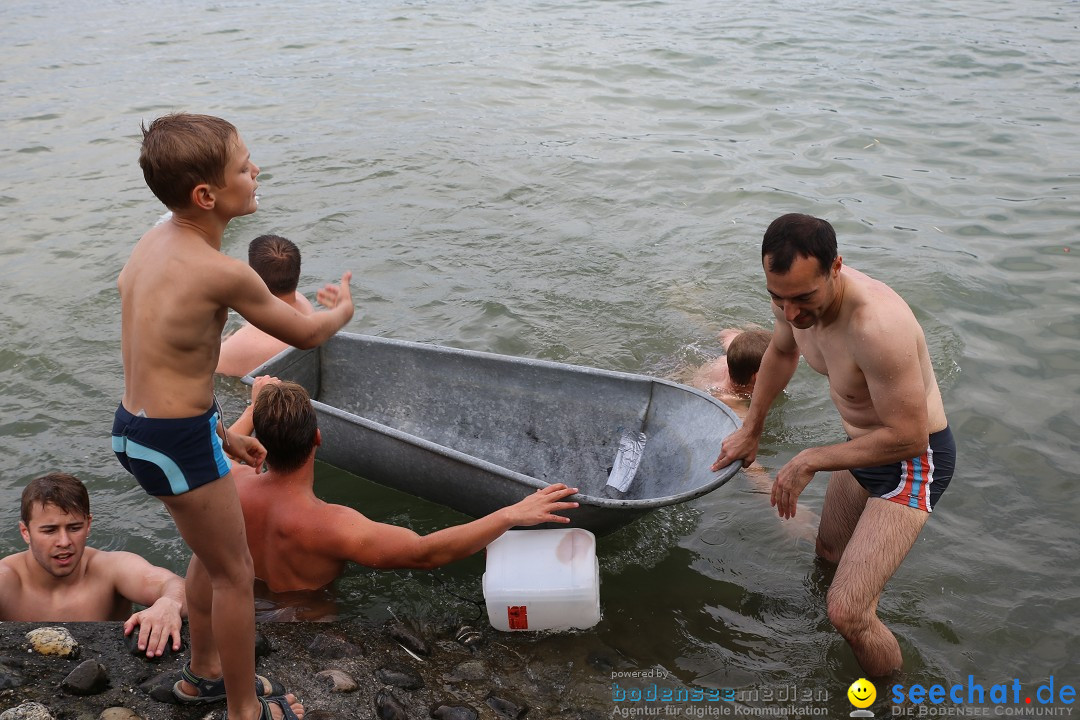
[690,357,733,396]
[0,550,131,621]
[232,466,348,592]
[779,266,947,438]
[119,222,250,417]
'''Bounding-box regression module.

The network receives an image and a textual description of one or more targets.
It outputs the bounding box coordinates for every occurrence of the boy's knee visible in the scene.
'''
[205,553,255,589]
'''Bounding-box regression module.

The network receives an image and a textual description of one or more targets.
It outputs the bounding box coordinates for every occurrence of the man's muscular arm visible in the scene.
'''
[712,317,800,471]
[108,552,187,658]
[325,485,580,571]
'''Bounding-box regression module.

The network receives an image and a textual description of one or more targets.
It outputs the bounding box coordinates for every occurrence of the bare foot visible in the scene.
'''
[265,694,304,720]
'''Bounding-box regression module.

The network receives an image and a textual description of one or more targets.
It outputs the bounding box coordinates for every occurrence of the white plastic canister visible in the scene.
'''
[482,528,601,631]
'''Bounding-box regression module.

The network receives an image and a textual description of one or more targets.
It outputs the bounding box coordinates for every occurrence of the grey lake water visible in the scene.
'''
[2,0,1078,714]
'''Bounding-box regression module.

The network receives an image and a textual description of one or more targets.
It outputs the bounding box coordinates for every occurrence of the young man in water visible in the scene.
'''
[112,113,353,720]
[216,234,315,377]
[228,378,580,595]
[712,213,956,676]
[0,473,186,657]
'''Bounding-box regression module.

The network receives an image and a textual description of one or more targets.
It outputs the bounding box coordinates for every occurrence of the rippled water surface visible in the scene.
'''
[2,0,1078,713]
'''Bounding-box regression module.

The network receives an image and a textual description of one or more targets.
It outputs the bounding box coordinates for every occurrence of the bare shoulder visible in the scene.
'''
[84,547,156,580]
[124,224,254,298]
[717,393,750,420]
[81,547,124,577]
[846,266,910,305]
[315,502,380,546]
[691,357,729,390]
[0,554,24,586]
[846,268,920,339]
[843,272,927,382]
[204,250,263,300]
[768,307,799,352]
[268,500,372,559]
[294,292,315,314]
[322,501,372,528]
[230,465,263,499]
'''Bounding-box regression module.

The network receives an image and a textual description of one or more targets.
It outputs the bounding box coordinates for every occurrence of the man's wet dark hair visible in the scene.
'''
[761,213,837,275]
[21,473,90,524]
[249,235,301,296]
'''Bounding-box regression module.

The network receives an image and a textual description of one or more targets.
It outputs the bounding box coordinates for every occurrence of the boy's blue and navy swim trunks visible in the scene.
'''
[111,403,230,496]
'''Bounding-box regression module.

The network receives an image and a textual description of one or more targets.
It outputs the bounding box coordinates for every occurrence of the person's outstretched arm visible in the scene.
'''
[225,263,354,350]
[327,484,580,571]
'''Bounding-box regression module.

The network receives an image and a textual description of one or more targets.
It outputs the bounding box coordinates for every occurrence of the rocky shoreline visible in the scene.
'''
[0,618,626,720]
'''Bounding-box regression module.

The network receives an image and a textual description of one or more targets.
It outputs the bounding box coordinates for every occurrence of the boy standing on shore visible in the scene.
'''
[112,113,352,720]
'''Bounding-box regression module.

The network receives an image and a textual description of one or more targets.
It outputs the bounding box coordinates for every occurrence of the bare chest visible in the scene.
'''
[7,585,129,622]
[795,329,870,406]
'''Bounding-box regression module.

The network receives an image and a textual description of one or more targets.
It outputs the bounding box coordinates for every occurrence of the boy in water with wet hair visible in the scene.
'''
[111,113,355,720]
[217,234,315,377]
[692,327,772,404]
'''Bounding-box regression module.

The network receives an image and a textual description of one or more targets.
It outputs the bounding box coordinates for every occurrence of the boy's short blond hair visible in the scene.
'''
[727,329,772,386]
[139,113,238,211]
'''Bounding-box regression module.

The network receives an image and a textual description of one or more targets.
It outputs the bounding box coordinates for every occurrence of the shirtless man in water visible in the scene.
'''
[712,213,956,676]
[0,473,186,658]
[216,235,315,377]
[111,113,353,720]
[228,378,580,595]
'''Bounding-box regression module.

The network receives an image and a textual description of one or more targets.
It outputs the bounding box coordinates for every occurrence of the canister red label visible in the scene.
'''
[507,605,529,630]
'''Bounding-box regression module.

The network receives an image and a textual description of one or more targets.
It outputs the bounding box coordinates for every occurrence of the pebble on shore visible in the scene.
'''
[24,628,79,659]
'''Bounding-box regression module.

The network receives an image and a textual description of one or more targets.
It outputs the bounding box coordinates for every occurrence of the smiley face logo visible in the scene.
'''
[848,678,877,709]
